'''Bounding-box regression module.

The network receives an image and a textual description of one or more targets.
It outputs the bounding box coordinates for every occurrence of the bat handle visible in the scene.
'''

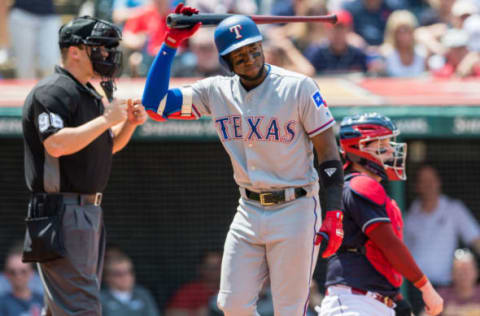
[166,13,231,28]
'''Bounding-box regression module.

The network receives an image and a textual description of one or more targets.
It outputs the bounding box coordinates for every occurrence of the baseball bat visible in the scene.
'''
[166,13,337,29]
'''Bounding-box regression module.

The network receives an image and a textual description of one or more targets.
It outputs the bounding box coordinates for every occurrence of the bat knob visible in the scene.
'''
[332,14,338,24]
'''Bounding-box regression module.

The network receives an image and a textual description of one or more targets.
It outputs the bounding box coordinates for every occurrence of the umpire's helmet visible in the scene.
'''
[214,15,263,56]
[339,113,407,181]
[59,16,122,78]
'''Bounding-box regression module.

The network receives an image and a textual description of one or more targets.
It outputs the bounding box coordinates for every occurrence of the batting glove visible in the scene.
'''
[165,4,201,48]
[315,210,344,258]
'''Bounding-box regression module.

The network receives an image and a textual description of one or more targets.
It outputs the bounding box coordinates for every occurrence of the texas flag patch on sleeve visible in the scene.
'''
[312,91,326,108]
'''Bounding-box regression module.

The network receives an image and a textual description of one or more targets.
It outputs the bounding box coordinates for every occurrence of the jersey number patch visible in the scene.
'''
[38,112,64,133]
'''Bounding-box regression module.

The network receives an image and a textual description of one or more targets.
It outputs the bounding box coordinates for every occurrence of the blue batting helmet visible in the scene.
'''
[214,15,263,56]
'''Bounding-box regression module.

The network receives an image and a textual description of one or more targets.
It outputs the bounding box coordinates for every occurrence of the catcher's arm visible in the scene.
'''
[367,223,444,315]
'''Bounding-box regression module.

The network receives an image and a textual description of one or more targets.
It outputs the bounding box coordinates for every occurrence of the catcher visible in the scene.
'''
[318,113,443,316]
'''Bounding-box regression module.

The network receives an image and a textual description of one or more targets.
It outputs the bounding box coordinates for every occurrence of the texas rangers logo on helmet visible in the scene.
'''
[229,24,243,39]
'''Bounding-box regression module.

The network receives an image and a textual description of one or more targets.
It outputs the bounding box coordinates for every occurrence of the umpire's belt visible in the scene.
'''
[62,193,103,206]
[33,192,103,206]
[244,188,307,206]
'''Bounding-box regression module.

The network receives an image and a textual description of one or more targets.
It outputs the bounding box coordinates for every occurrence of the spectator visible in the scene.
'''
[94,0,115,21]
[269,0,298,16]
[185,0,257,14]
[431,28,480,77]
[464,14,480,52]
[0,0,8,66]
[404,164,480,314]
[101,251,160,316]
[451,0,478,28]
[266,0,333,53]
[0,242,43,297]
[415,0,478,58]
[8,0,60,78]
[172,27,226,77]
[165,250,222,316]
[0,273,43,297]
[434,249,480,316]
[343,0,405,47]
[122,0,171,76]
[380,10,427,77]
[304,10,370,75]
[263,33,315,76]
[416,0,456,26]
[0,247,43,315]
[112,0,150,25]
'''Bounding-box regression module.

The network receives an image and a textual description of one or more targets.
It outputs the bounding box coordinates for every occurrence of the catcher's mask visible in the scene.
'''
[339,113,407,181]
[214,15,264,75]
[59,16,122,79]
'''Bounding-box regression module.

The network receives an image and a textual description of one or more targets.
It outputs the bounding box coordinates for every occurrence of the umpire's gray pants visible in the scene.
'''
[37,204,106,316]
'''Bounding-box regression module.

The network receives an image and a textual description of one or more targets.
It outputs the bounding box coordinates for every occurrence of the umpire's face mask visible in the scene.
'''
[88,45,122,78]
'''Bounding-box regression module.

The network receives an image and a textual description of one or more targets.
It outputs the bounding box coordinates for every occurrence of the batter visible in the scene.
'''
[142,5,345,315]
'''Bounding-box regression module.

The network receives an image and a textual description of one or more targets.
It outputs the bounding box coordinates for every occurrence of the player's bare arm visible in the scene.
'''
[311,126,340,163]
[367,223,444,315]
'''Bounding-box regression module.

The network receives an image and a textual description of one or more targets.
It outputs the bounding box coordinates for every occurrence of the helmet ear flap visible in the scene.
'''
[219,55,234,74]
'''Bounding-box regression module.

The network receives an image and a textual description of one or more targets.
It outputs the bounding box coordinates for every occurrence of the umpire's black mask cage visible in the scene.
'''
[59,16,123,79]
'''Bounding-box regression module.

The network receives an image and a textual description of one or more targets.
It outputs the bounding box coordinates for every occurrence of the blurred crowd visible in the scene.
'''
[1,1,480,316]
[1,165,480,315]
[0,242,324,316]
[0,0,479,79]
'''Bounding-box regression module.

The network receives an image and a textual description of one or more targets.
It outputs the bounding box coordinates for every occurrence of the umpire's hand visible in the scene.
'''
[103,99,128,126]
[127,99,147,126]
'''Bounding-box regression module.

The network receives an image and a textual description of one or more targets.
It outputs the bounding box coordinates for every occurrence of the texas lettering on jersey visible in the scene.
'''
[214,115,296,143]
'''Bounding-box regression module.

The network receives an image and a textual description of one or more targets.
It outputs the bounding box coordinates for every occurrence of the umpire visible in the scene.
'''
[21,16,147,315]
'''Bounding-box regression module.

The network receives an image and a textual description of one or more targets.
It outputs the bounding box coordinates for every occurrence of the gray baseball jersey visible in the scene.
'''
[179,64,335,316]
[181,65,335,192]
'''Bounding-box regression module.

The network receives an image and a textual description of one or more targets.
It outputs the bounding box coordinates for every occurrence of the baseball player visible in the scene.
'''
[142,4,345,316]
[318,113,444,316]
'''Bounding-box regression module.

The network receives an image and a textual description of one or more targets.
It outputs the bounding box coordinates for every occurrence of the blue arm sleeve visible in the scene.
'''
[142,43,183,120]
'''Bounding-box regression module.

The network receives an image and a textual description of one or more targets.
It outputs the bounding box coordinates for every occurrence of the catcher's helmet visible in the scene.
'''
[59,16,122,78]
[340,113,407,181]
[214,15,263,56]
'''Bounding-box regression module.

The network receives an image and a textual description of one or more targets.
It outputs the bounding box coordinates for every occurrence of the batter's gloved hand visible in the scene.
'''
[419,280,443,315]
[315,210,344,258]
[165,4,201,48]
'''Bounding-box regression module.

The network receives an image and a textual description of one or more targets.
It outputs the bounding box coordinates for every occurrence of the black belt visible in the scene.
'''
[32,192,103,206]
[62,193,103,206]
[245,188,307,206]
[338,246,366,255]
